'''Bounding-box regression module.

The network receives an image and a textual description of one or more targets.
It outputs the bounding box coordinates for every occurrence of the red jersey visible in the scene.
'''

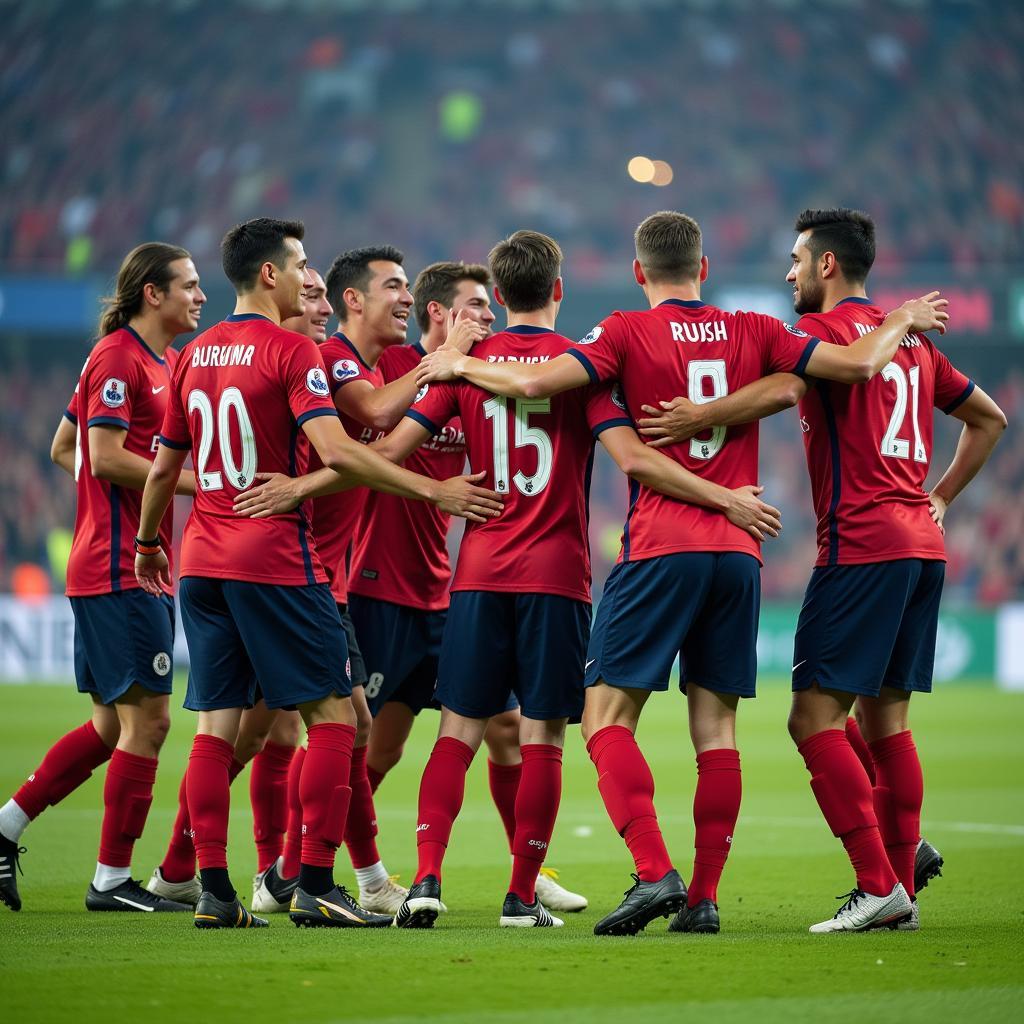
[160,313,338,585]
[349,342,466,611]
[795,297,973,566]
[65,327,178,596]
[309,333,385,603]
[408,326,629,602]
[569,299,820,564]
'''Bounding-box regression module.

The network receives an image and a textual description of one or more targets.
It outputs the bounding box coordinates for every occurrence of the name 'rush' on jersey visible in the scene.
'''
[159,313,338,585]
[407,326,630,602]
[568,299,821,563]
[349,341,467,612]
[795,297,974,566]
[65,326,178,596]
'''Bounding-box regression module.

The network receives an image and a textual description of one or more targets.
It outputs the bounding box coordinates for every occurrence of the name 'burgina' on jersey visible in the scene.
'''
[853,323,922,348]
[670,321,728,343]
[191,344,256,367]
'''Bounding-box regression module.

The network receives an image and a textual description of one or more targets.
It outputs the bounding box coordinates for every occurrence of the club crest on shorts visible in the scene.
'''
[152,652,171,676]
[577,324,603,345]
[332,359,360,383]
[101,378,127,408]
[306,367,330,395]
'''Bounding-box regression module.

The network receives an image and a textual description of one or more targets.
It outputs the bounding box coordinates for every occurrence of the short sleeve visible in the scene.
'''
[84,344,138,431]
[566,315,628,384]
[285,338,339,427]
[405,381,459,436]
[757,314,821,376]
[931,344,974,414]
[64,387,79,425]
[585,382,633,437]
[159,366,190,450]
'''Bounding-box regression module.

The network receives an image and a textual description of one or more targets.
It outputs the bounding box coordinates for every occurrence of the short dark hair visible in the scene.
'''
[221,217,304,293]
[412,261,491,332]
[634,211,702,283]
[325,245,404,323]
[794,208,876,283]
[488,231,561,313]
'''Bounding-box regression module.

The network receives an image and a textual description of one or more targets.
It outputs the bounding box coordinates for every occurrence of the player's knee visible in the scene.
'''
[234,732,267,764]
[272,714,303,748]
[787,708,809,745]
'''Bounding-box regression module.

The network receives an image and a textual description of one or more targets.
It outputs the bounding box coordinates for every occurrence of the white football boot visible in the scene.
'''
[809,882,913,933]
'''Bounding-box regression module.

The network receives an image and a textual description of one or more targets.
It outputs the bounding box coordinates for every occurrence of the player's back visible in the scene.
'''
[409,326,626,602]
[162,313,337,585]
[795,298,974,566]
[571,300,819,562]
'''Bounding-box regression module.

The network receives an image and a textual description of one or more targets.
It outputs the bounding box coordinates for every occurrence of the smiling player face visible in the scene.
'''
[787,231,826,316]
[276,236,309,320]
[283,268,332,342]
[159,257,206,333]
[360,260,413,345]
[449,279,496,333]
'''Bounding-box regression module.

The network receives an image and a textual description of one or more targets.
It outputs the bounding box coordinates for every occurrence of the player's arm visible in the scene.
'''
[50,415,77,477]
[89,425,196,495]
[134,443,189,595]
[803,293,949,384]
[928,385,1007,531]
[598,425,782,541]
[416,348,590,399]
[636,374,809,447]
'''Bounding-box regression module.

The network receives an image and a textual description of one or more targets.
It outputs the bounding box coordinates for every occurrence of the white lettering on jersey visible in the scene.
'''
[853,322,922,348]
[485,354,552,364]
[190,344,256,368]
[670,321,728,343]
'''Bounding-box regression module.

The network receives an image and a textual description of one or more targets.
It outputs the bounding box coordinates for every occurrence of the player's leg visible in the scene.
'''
[365,701,416,786]
[484,707,523,850]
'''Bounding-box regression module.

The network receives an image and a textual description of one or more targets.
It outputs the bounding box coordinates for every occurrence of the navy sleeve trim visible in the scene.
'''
[296,407,338,428]
[792,337,821,377]
[159,435,190,450]
[405,409,442,435]
[942,379,975,415]
[87,416,130,430]
[566,348,600,384]
[64,410,77,425]
[592,416,634,438]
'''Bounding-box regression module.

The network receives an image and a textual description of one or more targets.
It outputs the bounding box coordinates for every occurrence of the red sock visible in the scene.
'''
[300,723,355,869]
[250,741,295,872]
[488,759,522,852]
[587,725,673,881]
[186,735,235,871]
[344,745,380,869]
[280,745,306,880]
[845,717,876,786]
[98,749,158,868]
[869,730,923,898]
[367,763,386,794]
[798,729,897,896]
[415,737,475,884]
[508,745,561,903]
[12,721,111,820]
[688,749,741,907]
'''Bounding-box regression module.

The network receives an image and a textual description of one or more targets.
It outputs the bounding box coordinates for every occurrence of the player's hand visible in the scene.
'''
[898,291,950,335]
[432,471,504,523]
[724,485,782,542]
[636,397,707,447]
[443,308,489,355]
[416,347,466,386]
[928,491,948,534]
[232,472,301,518]
[135,550,171,596]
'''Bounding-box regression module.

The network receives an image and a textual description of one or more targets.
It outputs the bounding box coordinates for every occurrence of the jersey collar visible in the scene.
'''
[225,312,274,323]
[835,296,874,307]
[332,331,374,370]
[124,325,165,365]
[658,298,706,309]
[504,325,554,335]
[411,341,428,358]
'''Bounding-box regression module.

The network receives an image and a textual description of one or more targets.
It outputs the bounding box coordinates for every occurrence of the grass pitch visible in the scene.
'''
[1,680,1021,1024]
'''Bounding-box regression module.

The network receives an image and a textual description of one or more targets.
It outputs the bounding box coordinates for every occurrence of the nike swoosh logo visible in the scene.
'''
[315,897,363,922]
[114,895,155,911]
[585,660,596,670]
[151,386,166,394]
[792,660,806,672]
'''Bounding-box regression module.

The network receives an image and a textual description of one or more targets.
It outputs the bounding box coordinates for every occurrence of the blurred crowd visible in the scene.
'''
[1,2,1022,276]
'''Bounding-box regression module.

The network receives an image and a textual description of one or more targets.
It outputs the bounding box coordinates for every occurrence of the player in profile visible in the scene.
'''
[633,208,1004,931]
[133,218,502,929]
[0,243,205,913]
[415,211,949,936]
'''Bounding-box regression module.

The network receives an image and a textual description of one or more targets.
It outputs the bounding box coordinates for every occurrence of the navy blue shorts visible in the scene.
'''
[792,559,945,697]
[437,591,589,720]
[71,590,175,704]
[337,604,367,688]
[585,552,761,698]
[180,578,351,712]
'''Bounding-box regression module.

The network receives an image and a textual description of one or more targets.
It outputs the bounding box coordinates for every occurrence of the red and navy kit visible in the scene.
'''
[568,299,820,564]
[349,341,466,612]
[65,326,177,596]
[308,332,385,603]
[795,297,973,567]
[160,313,337,586]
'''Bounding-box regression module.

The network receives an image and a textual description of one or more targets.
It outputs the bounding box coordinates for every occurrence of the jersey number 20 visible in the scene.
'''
[188,387,257,490]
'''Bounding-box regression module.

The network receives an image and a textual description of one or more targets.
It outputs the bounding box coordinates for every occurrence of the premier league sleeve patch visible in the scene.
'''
[306,367,331,396]
[332,359,360,383]
[415,384,429,403]
[577,324,604,345]
[101,378,128,408]
[783,323,809,337]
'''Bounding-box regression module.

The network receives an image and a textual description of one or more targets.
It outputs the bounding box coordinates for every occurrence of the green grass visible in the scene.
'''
[1,680,1022,1024]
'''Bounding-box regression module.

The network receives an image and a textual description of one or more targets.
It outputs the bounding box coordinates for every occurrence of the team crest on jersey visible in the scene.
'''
[306,367,330,396]
[578,324,604,345]
[415,384,429,403]
[783,323,809,337]
[152,652,171,677]
[611,383,627,411]
[101,378,127,408]
[332,359,360,383]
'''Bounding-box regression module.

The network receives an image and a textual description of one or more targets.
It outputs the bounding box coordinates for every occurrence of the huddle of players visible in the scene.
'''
[0,207,1004,936]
